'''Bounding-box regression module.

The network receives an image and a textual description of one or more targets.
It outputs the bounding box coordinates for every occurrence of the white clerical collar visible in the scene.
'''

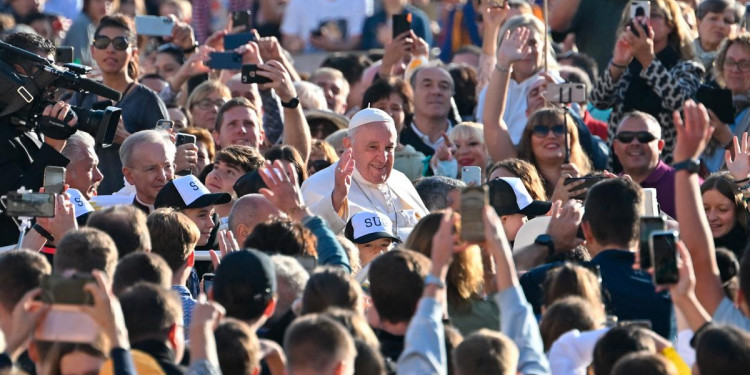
[135,194,155,213]
[411,120,451,150]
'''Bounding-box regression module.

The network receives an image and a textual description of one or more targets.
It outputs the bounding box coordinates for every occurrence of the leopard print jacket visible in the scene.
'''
[591,58,704,165]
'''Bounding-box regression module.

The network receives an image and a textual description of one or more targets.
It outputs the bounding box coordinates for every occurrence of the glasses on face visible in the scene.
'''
[724,59,750,72]
[93,36,130,51]
[615,131,657,143]
[531,124,566,137]
[195,99,226,110]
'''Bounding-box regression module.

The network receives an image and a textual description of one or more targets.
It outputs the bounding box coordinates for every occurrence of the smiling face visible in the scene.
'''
[722,43,750,95]
[453,134,486,170]
[698,9,738,51]
[206,161,243,194]
[413,67,453,119]
[91,26,134,76]
[529,118,569,165]
[613,116,663,176]
[312,73,349,115]
[181,207,215,246]
[123,142,175,205]
[346,122,397,185]
[213,105,265,149]
[703,189,737,238]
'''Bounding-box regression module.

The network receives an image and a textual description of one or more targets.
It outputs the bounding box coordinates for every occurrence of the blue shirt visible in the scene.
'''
[521,250,675,340]
[172,285,196,341]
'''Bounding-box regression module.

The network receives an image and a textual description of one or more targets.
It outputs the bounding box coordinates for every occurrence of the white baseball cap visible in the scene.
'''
[345,211,400,244]
[65,188,95,218]
[348,108,396,131]
[154,175,231,209]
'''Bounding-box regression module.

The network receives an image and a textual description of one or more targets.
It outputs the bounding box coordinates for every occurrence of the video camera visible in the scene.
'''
[0,39,122,146]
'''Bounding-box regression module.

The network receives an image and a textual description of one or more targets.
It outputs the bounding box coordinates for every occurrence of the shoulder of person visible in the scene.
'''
[300,162,337,191]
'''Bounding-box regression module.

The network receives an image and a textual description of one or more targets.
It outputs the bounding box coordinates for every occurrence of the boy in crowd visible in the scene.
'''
[487,177,551,243]
[204,145,265,222]
[344,211,400,268]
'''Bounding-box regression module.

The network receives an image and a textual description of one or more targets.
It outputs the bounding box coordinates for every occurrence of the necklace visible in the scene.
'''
[352,178,400,239]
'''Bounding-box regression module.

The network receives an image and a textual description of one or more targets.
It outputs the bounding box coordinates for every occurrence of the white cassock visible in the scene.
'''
[301,161,429,241]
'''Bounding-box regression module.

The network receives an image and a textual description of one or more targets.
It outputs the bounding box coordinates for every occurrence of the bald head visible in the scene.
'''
[616,111,661,139]
[228,194,284,242]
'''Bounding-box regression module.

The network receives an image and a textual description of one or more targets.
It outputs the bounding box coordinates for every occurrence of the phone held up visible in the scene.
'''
[242,64,272,84]
[44,166,66,195]
[461,185,488,243]
[628,1,650,37]
[649,230,679,285]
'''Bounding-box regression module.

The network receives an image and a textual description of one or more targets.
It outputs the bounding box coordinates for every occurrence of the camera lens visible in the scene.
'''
[71,105,121,146]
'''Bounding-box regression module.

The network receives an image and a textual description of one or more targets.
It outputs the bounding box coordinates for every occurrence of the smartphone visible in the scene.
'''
[208,52,243,70]
[642,188,659,216]
[461,166,482,186]
[639,216,666,269]
[650,230,679,285]
[175,133,196,146]
[487,0,506,8]
[563,176,608,200]
[392,13,412,38]
[628,1,650,37]
[696,85,734,125]
[156,119,174,131]
[135,15,175,37]
[202,273,214,293]
[55,46,74,64]
[461,186,488,243]
[746,4,750,29]
[40,273,95,305]
[241,64,272,84]
[34,305,99,343]
[544,82,587,104]
[232,10,252,31]
[4,192,56,217]
[44,166,66,195]
[224,32,256,50]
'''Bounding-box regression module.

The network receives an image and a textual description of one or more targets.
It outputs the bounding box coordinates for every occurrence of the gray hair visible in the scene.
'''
[294,81,327,111]
[414,176,466,212]
[271,254,309,296]
[61,131,96,162]
[617,111,662,140]
[119,129,175,168]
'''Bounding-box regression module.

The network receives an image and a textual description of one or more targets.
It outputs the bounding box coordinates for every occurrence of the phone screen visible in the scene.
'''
[461,186,487,243]
[40,274,95,305]
[44,166,66,195]
[651,232,679,285]
[156,119,174,131]
[202,273,214,293]
[461,166,482,186]
[392,14,412,38]
[208,52,243,70]
[5,192,56,217]
[639,216,665,269]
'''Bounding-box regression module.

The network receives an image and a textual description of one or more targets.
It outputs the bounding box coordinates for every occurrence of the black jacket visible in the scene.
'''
[0,123,68,246]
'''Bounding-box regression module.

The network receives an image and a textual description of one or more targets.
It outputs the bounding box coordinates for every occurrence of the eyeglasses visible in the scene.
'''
[93,36,131,51]
[615,131,657,143]
[194,99,226,110]
[532,124,566,137]
[724,59,750,72]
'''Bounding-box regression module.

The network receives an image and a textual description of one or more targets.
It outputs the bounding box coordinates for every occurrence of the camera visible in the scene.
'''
[0,40,122,146]
[544,82,587,104]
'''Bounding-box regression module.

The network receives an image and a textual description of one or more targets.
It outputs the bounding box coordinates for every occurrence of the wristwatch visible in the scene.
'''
[535,234,555,257]
[280,96,300,109]
[672,159,700,174]
[182,41,199,54]
[424,274,445,289]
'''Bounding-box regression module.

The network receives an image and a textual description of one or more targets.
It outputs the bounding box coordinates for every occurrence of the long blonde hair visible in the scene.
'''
[616,0,695,60]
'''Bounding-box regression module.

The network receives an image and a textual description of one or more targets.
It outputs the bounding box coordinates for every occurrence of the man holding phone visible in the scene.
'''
[613,111,680,218]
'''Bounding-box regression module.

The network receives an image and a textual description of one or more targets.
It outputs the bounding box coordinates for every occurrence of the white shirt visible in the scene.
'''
[301,161,429,240]
[410,120,451,151]
[280,0,373,52]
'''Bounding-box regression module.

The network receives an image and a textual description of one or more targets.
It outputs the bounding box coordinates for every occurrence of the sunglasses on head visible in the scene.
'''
[93,36,130,51]
[615,131,657,143]
[532,124,566,137]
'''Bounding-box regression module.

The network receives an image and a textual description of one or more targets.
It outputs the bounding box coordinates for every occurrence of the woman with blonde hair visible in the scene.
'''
[591,0,703,165]
[432,122,490,180]
[405,212,498,336]
[186,80,232,131]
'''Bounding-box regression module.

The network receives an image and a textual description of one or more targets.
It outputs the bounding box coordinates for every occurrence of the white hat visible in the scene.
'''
[345,211,400,244]
[65,188,95,218]
[348,108,395,131]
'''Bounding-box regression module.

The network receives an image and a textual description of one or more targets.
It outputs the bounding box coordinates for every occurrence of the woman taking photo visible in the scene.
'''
[591,0,703,165]
[70,14,169,194]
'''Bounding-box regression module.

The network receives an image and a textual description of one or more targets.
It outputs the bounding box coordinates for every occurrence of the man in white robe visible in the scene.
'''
[301,108,428,240]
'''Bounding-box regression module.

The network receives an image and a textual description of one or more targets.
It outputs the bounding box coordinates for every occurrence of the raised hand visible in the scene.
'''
[258,160,310,220]
[673,100,714,162]
[82,270,130,349]
[545,199,585,253]
[626,21,655,66]
[332,148,355,213]
[430,209,459,279]
[210,229,240,269]
[380,30,415,77]
[175,143,199,174]
[236,42,263,65]
[255,60,296,102]
[726,133,750,181]
[5,288,50,361]
[496,26,530,68]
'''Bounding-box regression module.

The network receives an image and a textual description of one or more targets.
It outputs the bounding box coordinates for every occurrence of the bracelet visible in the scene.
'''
[610,61,627,70]
[495,64,512,73]
[736,177,750,184]
[690,321,713,348]
[32,223,54,242]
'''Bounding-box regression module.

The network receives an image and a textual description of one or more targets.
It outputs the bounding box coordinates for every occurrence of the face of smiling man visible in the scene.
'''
[344,121,397,185]
[613,115,664,179]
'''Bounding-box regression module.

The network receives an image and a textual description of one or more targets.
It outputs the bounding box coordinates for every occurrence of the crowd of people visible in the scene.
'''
[0,0,749,374]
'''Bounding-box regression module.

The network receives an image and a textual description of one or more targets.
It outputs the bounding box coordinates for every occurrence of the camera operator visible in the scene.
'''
[0,32,77,247]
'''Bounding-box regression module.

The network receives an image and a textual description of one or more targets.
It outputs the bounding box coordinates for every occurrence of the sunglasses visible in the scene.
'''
[93,36,131,51]
[615,131,657,143]
[532,124,566,137]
